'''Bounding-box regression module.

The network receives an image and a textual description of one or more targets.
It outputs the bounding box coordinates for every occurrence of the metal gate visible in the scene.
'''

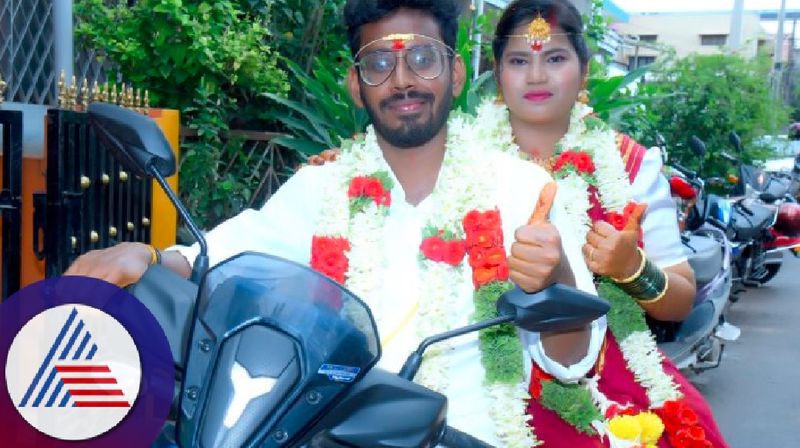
[35,109,153,277]
[0,109,23,300]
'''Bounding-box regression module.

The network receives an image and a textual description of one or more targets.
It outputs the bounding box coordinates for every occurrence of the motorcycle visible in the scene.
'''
[650,134,737,373]
[720,133,800,288]
[88,103,610,448]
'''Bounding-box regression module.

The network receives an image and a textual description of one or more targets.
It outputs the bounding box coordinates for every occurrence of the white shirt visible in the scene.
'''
[172,150,607,443]
[637,147,687,269]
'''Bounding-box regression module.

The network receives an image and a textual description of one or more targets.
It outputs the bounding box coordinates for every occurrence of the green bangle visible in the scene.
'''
[614,256,668,302]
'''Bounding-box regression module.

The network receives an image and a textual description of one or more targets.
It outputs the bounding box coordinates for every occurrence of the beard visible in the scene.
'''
[361,86,453,149]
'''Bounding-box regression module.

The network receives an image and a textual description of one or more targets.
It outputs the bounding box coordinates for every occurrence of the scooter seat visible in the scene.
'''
[683,235,723,286]
[732,203,774,241]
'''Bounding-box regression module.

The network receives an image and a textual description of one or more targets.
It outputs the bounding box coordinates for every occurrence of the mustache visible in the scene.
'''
[379,91,435,110]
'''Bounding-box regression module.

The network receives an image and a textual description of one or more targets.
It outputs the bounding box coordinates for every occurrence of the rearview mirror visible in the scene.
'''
[688,136,706,158]
[88,103,176,178]
[728,131,743,152]
[497,283,609,333]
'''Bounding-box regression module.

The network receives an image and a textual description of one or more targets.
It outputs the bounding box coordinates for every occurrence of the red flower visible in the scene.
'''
[468,249,485,269]
[311,236,350,284]
[466,229,501,249]
[363,178,385,201]
[528,364,554,400]
[606,211,627,231]
[473,266,499,288]
[420,236,447,262]
[553,151,574,173]
[573,152,596,174]
[482,246,507,267]
[553,151,596,174]
[348,175,391,207]
[463,209,501,233]
[496,262,510,281]
[443,240,467,266]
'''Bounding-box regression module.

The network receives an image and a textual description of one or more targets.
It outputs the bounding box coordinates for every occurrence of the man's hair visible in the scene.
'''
[344,0,464,57]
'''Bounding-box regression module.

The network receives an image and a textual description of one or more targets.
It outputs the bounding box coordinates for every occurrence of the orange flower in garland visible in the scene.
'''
[310,236,351,284]
[657,399,713,448]
[463,209,510,288]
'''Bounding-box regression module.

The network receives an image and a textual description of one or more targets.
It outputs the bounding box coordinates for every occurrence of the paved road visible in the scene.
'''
[687,253,800,447]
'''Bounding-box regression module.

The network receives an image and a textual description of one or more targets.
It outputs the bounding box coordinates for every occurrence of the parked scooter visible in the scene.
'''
[87,103,610,448]
[720,133,800,288]
[651,134,737,373]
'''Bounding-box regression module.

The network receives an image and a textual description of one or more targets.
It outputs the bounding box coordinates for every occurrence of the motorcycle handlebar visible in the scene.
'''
[439,425,496,448]
[672,163,696,179]
[720,152,738,164]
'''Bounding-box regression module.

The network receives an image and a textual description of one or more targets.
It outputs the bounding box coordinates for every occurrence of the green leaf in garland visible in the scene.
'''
[473,281,522,385]
[348,197,372,217]
[540,381,603,435]
[597,280,648,341]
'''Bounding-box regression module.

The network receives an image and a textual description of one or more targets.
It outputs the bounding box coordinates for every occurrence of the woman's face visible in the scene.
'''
[497,24,584,127]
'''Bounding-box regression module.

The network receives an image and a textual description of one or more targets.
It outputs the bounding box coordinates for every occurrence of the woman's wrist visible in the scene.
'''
[611,248,669,304]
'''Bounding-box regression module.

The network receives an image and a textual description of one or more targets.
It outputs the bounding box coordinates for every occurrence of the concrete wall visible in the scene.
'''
[613,11,765,67]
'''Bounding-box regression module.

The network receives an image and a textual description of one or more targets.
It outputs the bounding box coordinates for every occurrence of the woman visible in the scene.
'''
[479,0,729,446]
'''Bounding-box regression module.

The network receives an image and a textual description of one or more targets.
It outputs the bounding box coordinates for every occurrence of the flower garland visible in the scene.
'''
[310,113,537,447]
[475,98,713,447]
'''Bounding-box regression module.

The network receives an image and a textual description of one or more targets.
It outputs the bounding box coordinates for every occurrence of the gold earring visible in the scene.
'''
[577,78,590,104]
[578,89,590,105]
[495,90,505,104]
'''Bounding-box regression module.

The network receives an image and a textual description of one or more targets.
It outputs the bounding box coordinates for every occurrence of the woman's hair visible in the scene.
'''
[492,0,590,70]
[344,0,464,58]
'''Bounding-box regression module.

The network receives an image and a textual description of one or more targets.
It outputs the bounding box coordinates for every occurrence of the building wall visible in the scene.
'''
[613,12,764,68]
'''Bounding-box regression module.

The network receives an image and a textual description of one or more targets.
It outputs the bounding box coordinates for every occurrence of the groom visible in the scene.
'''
[67,0,603,442]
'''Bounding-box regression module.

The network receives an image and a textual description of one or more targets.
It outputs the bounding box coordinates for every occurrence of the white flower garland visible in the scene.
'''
[475,97,682,426]
[313,114,538,447]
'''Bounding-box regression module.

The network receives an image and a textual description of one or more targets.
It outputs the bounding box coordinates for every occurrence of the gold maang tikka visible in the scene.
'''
[526,14,552,52]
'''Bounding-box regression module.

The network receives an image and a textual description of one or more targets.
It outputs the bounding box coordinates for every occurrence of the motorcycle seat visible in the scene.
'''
[732,203,774,241]
[683,234,723,286]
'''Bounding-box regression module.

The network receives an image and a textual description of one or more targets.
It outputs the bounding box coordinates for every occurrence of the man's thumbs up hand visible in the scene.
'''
[509,182,574,293]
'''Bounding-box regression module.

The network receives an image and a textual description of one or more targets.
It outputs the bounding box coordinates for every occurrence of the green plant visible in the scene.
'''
[75,0,291,229]
[628,53,790,176]
[265,53,368,155]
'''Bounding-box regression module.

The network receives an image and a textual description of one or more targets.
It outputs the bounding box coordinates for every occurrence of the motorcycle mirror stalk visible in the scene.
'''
[399,284,610,380]
[88,103,209,284]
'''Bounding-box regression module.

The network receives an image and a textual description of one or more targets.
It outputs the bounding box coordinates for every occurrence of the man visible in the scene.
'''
[67,1,604,444]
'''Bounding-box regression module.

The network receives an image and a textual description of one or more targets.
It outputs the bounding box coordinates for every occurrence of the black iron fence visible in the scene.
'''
[34,108,152,279]
[0,109,23,300]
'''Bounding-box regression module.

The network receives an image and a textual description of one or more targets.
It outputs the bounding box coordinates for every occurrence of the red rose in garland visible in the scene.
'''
[310,236,351,284]
[348,172,392,214]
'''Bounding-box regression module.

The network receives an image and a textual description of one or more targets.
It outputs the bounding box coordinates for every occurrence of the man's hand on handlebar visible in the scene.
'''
[64,242,155,287]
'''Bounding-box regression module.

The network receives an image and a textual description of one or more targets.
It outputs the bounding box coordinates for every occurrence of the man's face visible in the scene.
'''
[348,8,466,148]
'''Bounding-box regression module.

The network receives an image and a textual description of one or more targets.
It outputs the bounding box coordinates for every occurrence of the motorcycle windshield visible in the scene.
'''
[198,252,381,380]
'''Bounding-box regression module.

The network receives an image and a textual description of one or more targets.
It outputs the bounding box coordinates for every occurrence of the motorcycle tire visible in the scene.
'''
[751,263,782,285]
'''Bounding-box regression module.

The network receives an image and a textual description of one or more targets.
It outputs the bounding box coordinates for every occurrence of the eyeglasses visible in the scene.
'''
[355,41,453,86]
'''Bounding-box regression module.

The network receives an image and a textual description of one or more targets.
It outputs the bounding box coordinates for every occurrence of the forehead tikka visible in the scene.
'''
[505,12,569,53]
[526,14,552,52]
[355,33,453,58]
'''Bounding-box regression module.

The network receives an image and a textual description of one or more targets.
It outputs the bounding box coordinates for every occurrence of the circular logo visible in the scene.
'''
[0,277,174,447]
[6,304,142,440]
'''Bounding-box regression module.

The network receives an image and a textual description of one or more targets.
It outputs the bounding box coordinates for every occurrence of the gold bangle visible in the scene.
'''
[144,244,159,265]
[612,247,647,284]
[636,272,669,305]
